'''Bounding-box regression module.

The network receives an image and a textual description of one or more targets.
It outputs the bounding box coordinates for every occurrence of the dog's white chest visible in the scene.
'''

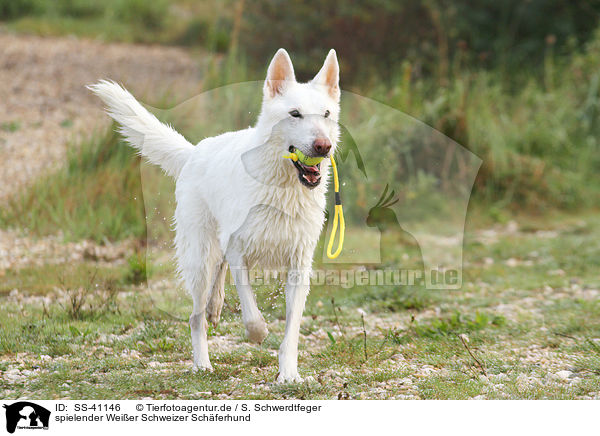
[235,193,325,268]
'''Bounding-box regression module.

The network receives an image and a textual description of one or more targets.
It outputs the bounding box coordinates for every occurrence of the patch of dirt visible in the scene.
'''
[0,31,204,202]
[0,229,135,271]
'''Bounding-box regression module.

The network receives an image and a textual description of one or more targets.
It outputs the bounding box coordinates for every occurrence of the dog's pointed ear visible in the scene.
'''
[264,48,295,98]
[312,49,340,101]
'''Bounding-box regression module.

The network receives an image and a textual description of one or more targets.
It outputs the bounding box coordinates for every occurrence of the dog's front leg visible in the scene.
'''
[227,250,269,343]
[277,267,310,383]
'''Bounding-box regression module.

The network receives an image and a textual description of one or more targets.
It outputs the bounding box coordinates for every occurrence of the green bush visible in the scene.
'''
[241,0,600,84]
[360,27,600,211]
[0,0,39,19]
[177,16,231,52]
[114,0,169,31]
[1,0,171,40]
[55,0,105,19]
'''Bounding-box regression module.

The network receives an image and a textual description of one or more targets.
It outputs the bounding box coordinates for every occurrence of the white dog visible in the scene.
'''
[90,48,340,383]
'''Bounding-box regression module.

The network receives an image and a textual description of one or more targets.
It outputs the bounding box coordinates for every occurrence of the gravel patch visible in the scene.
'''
[0,31,203,202]
[0,229,135,272]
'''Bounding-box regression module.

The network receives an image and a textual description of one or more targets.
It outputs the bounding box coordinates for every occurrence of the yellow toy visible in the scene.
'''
[283,149,345,259]
[283,148,325,166]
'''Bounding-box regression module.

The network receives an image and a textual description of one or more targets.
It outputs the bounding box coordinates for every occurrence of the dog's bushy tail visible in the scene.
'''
[88,80,194,178]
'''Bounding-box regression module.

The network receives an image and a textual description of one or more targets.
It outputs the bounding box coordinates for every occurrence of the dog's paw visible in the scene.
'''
[191,362,213,373]
[206,312,220,330]
[245,319,269,344]
[275,371,303,384]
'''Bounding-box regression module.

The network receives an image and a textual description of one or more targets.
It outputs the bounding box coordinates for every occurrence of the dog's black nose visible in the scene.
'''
[313,137,331,156]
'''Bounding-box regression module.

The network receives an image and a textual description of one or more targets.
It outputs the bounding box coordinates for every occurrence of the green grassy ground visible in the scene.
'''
[1,69,599,400]
[2,213,600,399]
[2,8,600,400]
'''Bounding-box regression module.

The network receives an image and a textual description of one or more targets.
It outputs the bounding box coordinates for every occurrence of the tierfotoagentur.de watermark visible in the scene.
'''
[225,267,461,289]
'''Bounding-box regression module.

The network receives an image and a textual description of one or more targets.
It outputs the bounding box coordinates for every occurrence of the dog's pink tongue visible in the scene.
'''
[303,165,320,183]
[304,173,319,183]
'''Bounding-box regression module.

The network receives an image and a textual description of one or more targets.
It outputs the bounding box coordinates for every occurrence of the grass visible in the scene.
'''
[0,127,147,242]
[362,35,600,211]
[1,121,20,132]
[4,30,600,244]
[2,6,600,400]
[0,262,127,295]
[0,76,598,400]
[2,214,600,399]
[1,0,233,49]
[1,0,600,213]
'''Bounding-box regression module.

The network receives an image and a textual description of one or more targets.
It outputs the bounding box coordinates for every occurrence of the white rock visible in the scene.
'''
[555,370,572,381]
[516,374,532,392]
[416,367,435,377]
[491,373,508,381]
[5,373,22,383]
[304,375,317,384]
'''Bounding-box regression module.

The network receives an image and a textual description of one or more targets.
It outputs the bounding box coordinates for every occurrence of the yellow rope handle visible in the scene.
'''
[327,155,345,259]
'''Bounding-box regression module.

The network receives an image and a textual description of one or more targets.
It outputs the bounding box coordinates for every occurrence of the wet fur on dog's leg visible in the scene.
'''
[206,261,228,329]
[227,249,269,344]
[277,266,311,383]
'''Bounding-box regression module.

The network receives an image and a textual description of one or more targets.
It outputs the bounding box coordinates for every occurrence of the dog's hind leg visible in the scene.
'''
[183,254,214,371]
[206,261,228,329]
[226,249,269,344]
[189,293,212,372]
[175,204,220,372]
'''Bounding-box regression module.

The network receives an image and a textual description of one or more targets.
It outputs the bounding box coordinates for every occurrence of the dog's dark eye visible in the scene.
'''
[289,110,303,118]
[324,110,330,118]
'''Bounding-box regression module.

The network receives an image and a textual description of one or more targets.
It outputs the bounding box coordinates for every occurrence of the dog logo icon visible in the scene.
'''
[3,402,50,433]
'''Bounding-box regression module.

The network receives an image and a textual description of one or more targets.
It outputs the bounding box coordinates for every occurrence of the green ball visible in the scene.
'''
[294,149,325,166]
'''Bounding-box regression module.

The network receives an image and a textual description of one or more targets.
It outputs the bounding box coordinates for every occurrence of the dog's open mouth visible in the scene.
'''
[289,147,321,188]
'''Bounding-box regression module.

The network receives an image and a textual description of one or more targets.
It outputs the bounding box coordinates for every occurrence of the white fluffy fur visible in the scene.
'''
[90,48,341,383]
[87,80,195,178]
